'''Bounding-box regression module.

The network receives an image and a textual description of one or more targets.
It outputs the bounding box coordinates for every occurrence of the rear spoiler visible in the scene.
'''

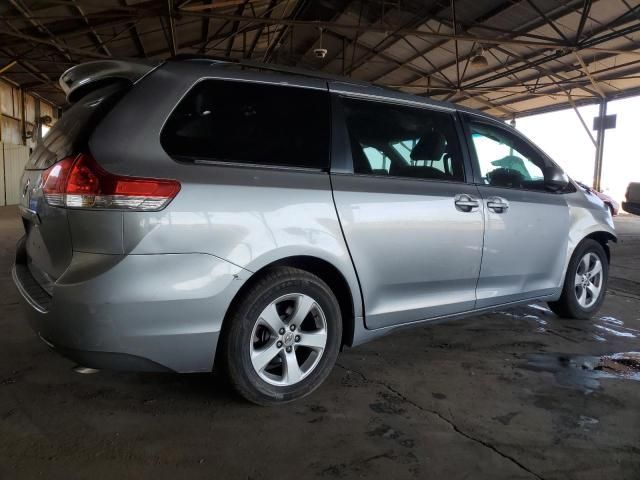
[59,60,158,103]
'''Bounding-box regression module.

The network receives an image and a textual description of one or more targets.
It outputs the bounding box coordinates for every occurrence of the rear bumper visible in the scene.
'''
[12,238,249,372]
[622,201,640,216]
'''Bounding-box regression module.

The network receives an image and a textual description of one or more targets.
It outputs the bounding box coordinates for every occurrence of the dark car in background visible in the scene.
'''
[623,182,640,215]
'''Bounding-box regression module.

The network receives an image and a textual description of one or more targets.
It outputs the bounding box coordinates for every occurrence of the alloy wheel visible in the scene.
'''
[249,293,328,386]
[574,252,603,309]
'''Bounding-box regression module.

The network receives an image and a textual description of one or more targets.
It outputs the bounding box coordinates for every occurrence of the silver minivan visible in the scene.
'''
[13,58,616,404]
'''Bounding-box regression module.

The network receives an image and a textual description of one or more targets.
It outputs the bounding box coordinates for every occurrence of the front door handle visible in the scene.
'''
[454,194,480,212]
[487,197,510,213]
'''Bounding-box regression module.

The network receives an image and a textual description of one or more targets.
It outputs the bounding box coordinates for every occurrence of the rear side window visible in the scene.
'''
[161,80,330,170]
[340,97,465,182]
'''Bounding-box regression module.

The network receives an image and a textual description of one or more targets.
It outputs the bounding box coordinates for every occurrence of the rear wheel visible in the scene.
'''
[548,239,608,319]
[221,267,342,405]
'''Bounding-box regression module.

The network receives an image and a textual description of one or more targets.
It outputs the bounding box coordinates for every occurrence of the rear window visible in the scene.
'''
[27,81,128,170]
[160,80,330,170]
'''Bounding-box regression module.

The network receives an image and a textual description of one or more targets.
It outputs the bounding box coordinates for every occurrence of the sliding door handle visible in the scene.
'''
[454,194,480,212]
[487,197,510,213]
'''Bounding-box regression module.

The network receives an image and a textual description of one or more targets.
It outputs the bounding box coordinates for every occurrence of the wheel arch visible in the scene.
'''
[583,230,617,263]
[220,255,359,351]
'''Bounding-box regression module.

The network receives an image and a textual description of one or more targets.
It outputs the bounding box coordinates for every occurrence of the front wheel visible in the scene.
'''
[548,239,608,319]
[221,267,342,405]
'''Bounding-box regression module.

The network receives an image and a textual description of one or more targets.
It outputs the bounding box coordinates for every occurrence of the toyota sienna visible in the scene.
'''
[13,58,616,404]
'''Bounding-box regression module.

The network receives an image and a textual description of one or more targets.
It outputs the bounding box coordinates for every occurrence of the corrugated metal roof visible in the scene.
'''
[0,0,638,117]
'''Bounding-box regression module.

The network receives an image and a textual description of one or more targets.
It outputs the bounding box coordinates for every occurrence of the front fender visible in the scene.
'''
[561,189,617,286]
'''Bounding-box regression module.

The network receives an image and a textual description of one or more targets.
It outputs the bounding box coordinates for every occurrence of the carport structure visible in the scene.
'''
[1,0,639,188]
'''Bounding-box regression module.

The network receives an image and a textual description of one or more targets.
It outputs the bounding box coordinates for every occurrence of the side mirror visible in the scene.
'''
[544,166,569,192]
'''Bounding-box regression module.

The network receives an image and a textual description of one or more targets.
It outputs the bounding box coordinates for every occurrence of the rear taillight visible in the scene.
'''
[42,154,180,211]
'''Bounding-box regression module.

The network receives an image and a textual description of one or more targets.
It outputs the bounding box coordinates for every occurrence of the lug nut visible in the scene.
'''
[279,328,285,335]
[295,335,300,342]
[276,341,283,348]
[286,346,292,353]
[290,324,296,331]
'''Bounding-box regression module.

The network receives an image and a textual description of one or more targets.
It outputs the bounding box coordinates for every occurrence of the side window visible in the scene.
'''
[469,121,548,191]
[362,146,390,174]
[341,97,465,182]
[161,80,330,169]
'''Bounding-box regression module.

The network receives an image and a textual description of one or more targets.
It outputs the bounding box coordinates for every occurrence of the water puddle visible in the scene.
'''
[523,351,640,392]
[502,305,636,342]
[498,308,548,332]
[600,316,624,326]
[526,304,553,314]
[577,415,599,429]
[593,315,639,338]
[593,324,636,338]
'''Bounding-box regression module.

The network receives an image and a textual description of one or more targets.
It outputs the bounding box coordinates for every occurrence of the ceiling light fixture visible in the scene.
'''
[470,48,489,68]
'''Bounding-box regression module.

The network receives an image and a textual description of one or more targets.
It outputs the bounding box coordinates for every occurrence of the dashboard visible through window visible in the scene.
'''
[469,121,549,191]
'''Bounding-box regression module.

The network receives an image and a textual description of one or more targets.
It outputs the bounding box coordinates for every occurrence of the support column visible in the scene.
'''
[593,99,607,191]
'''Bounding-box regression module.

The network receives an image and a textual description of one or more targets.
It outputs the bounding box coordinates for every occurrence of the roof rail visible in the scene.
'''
[169,54,375,88]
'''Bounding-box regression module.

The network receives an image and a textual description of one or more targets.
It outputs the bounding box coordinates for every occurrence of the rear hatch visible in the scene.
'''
[19,76,144,293]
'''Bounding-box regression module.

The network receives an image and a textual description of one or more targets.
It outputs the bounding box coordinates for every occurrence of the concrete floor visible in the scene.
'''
[1,205,639,480]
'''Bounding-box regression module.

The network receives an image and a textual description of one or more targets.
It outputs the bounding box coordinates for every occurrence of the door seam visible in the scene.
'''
[328,174,367,328]
[473,185,487,310]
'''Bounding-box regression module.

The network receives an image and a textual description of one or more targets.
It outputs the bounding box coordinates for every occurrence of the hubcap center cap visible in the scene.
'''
[283,331,295,347]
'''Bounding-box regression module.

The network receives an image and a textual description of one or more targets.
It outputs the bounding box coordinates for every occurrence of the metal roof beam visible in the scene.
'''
[0,46,58,89]
[366,0,584,84]
[176,10,599,51]
[524,0,570,43]
[464,60,640,116]
[69,0,112,56]
[575,0,592,42]
[120,0,146,57]
[245,0,279,59]
[340,3,452,77]
[225,0,251,57]
[322,30,453,88]
[291,0,357,70]
[574,52,605,98]
[462,24,640,92]
[7,0,74,62]
[263,0,312,63]
[0,17,140,48]
[400,36,456,88]
[581,20,640,48]
[167,0,177,56]
[0,29,114,60]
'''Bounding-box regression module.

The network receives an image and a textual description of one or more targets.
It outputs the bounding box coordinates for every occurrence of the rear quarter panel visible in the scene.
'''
[88,61,363,318]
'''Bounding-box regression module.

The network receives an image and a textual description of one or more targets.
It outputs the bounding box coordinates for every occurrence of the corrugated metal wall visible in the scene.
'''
[0,78,57,151]
[1,143,29,206]
[0,78,57,207]
[0,148,4,207]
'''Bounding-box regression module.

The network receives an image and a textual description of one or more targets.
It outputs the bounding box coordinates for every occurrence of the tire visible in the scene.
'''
[220,267,342,405]
[548,239,608,319]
